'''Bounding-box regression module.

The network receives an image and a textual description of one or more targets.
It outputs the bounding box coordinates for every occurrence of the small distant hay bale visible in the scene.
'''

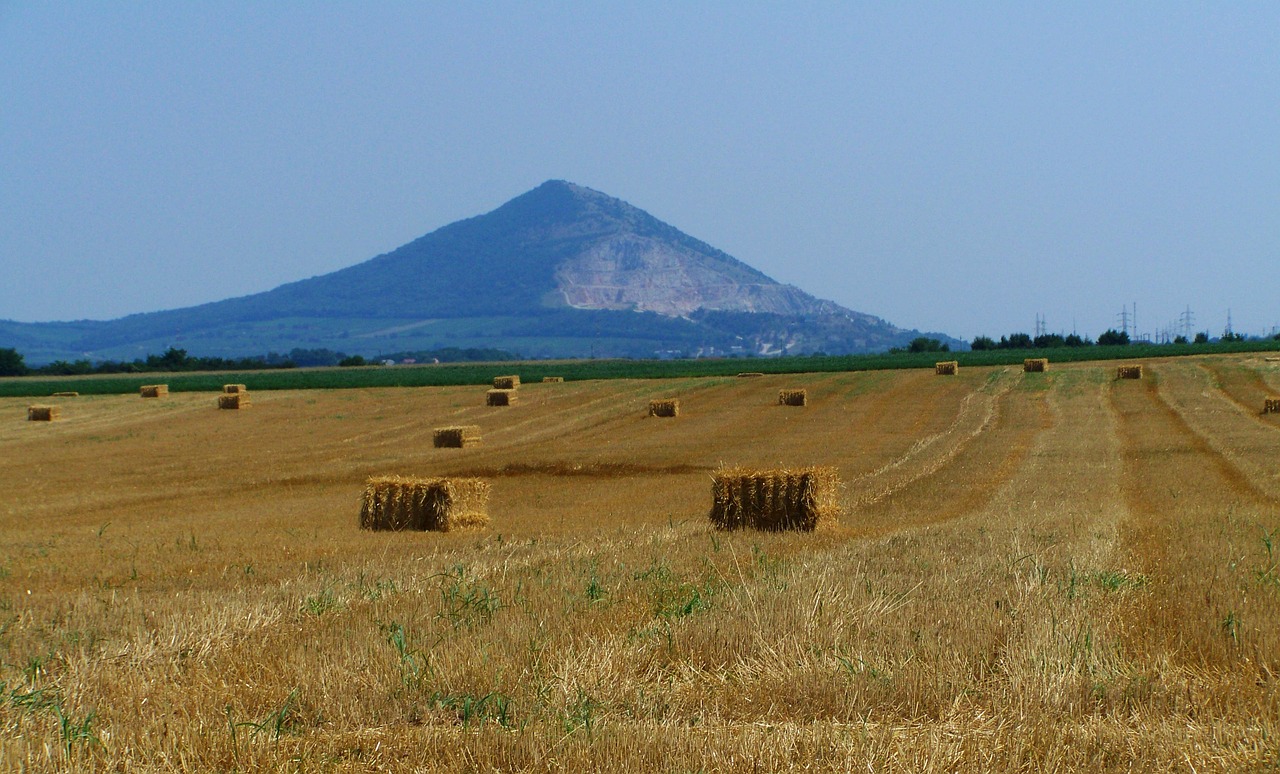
[648,398,680,417]
[541,376,564,383]
[1117,365,1143,380]
[493,375,521,389]
[140,384,169,398]
[359,475,490,532]
[223,384,247,394]
[433,425,482,448]
[778,389,807,406]
[51,391,79,397]
[737,372,764,378]
[1024,358,1049,373]
[218,393,251,410]
[27,406,60,421]
[710,466,841,532]
[487,389,518,406]
[1264,398,1280,414]
[935,361,958,375]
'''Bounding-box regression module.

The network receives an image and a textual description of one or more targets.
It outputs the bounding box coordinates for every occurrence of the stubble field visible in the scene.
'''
[1,357,1278,771]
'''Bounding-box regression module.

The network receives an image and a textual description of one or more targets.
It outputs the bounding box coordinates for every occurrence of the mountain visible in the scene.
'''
[1,181,959,364]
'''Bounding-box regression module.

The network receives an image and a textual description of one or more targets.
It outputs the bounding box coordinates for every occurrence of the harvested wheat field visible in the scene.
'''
[0,358,1278,771]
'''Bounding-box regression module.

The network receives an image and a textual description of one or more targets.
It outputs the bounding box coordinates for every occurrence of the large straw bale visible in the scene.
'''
[1117,365,1143,380]
[51,392,79,397]
[487,389,518,406]
[27,406,60,421]
[140,384,169,398]
[359,475,490,532]
[737,372,764,378]
[493,375,521,389]
[542,376,564,383]
[434,425,482,448]
[709,466,841,532]
[1024,358,1049,373]
[648,398,680,417]
[935,361,958,375]
[778,389,807,407]
[218,393,251,409]
[1264,398,1280,414]
[223,384,247,394]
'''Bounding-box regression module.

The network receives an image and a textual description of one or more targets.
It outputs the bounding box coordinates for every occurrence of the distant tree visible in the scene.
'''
[338,355,366,367]
[146,347,191,371]
[0,348,26,376]
[1173,335,1189,345]
[1033,333,1065,349]
[999,333,1034,349]
[1274,332,1280,341]
[1220,331,1246,343]
[1097,329,1130,346]
[970,336,996,351]
[907,337,949,353]
[1063,333,1091,347]
[1194,332,1210,344]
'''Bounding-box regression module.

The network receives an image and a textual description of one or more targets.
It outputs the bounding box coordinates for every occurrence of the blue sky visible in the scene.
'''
[2,2,1277,341]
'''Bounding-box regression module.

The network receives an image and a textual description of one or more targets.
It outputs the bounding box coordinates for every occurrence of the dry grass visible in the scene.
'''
[492,375,520,390]
[777,388,807,406]
[935,360,958,375]
[139,384,169,398]
[648,398,680,417]
[26,405,59,421]
[359,475,490,532]
[0,358,1277,771]
[217,393,251,410]
[486,389,518,407]
[1023,358,1048,372]
[433,425,482,448]
[1116,365,1143,379]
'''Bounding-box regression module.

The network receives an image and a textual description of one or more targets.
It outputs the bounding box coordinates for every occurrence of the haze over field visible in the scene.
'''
[2,4,1277,341]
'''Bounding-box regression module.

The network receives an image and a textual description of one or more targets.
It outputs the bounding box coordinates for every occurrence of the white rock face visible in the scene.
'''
[554,234,839,317]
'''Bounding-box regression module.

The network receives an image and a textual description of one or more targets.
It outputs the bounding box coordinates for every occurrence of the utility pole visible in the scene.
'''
[1034,314,1046,339]
[1117,306,1131,336]
[1225,309,1233,338]
[1179,306,1194,340]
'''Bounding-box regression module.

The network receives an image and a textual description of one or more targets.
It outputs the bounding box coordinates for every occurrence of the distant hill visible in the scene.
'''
[1,180,960,364]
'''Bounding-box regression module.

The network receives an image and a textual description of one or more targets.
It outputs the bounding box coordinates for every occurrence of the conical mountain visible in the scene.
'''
[1,181,955,363]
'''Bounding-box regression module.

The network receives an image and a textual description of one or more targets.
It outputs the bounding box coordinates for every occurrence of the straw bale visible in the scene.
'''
[935,361,958,375]
[1117,365,1144,380]
[487,389,518,406]
[778,389,807,407]
[27,406,60,421]
[433,425,482,448]
[542,376,564,383]
[223,384,247,394]
[51,392,79,397]
[648,398,680,417]
[1264,398,1280,414]
[709,466,841,532]
[218,393,251,409]
[1023,358,1049,373]
[493,375,521,389]
[737,372,764,378]
[140,384,169,398]
[359,475,490,532]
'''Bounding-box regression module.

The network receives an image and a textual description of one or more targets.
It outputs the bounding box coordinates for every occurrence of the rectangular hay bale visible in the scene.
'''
[648,398,680,417]
[1024,358,1049,373]
[486,389,518,406]
[541,376,564,383]
[709,466,841,532]
[51,392,79,397]
[433,425,482,448]
[1264,398,1280,414]
[140,384,169,398]
[223,384,247,394]
[1117,365,1143,380]
[218,393,251,409]
[359,475,490,532]
[778,389,807,406]
[27,405,60,421]
[737,372,764,378]
[492,375,521,389]
[935,361,958,375]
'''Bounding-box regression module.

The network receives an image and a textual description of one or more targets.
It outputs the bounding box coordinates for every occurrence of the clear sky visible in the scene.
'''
[2,2,1277,341]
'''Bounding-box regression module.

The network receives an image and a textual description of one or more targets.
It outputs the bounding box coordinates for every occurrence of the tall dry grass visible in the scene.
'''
[0,363,1276,770]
